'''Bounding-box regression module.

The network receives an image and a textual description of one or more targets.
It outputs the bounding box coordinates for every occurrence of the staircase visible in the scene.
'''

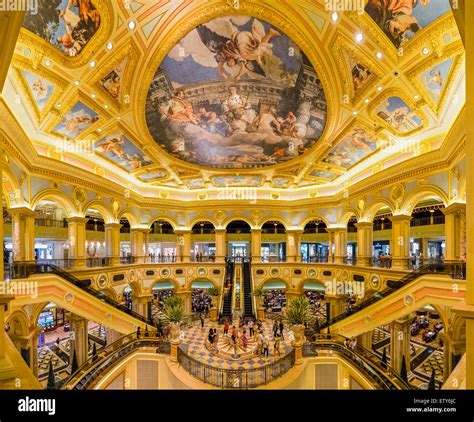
[220,259,234,322]
[242,258,254,319]
[322,261,466,329]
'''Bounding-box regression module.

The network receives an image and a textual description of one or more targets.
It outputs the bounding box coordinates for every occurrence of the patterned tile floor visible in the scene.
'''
[38,323,106,385]
[180,319,293,370]
[372,326,444,388]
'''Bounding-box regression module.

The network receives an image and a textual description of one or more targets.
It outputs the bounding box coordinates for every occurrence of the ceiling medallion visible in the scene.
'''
[145,16,327,169]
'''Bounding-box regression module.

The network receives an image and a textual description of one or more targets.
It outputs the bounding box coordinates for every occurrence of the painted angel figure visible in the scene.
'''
[197,18,280,80]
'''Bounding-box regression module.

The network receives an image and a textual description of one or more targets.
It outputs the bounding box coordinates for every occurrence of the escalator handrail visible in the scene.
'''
[8,262,154,326]
[311,333,412,389]
[63,331,167,389]
[310,334,412,390]
[324,262,465,327]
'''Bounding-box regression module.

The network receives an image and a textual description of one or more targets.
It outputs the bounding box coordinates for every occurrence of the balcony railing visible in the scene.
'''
[63,331,169,390]
[322,261,465,328]
[35,219,68,228]
[177,345,295,389]
[305,334,412,390]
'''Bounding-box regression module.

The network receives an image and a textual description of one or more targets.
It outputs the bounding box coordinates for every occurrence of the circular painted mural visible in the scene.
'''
[145,16,327,169]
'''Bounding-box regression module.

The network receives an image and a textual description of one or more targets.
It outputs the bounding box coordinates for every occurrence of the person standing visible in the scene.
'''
[272,320,278,338]
[279,320,284,338]
[213,328,219,349]
[241,329,248,350]
[274,334,281,356]
[231,325,238,344]
[223,320,229,336]
[136,326,141,339]
[200,313,205,330]
[256,332,264,356]
[248,320,254,337]
[263,335,269,357]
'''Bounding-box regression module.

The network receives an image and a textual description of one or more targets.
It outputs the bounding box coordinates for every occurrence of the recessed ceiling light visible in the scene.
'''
[106,42,113,50]
[355,32,364,43]
[97,128,102,133]
[376,51,383,60]
[89,60,96,68]
[74,80,80,86]
[23,48,31,56]
[422,47,430,55]
[128,21,136,30]
[104,104,109,109]
[116,116,121,120]
[331,12,339,22]
[56,102,62,108]
[364,98,370,104]
[414,95,420,100]
[44,59,52,67]
[377,86,383,92]
[352,111,358,116]
[91,93,96,99]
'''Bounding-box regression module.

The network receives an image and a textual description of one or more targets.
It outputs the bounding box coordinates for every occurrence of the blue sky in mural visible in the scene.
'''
[383,97,422,126]
[161,16,302,86]
[22,70,55,110]
[54,101,98,138]
[412,0,452,28]
[420,57,454,101]
[95,133,153,171]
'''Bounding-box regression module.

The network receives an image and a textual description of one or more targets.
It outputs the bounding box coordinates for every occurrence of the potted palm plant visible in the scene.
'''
[283,296,315,347]
[207,286,221,322]
[252,285,267,320]
[160,296,188,344]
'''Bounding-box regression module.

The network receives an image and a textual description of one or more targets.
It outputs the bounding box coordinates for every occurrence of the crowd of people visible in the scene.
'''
[192,289,212,314]
[263,290,286,312]
[206,318,285,358]
[410,313,444,343]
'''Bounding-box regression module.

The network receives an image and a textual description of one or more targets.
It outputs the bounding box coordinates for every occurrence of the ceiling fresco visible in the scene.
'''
[365,0,452,48]
[5,0,464,197]
[22,0,101,57]
[145,16,327,169]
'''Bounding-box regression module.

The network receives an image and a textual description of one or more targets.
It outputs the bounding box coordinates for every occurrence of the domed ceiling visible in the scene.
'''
[2,0,465,200]
[145,16,327,168]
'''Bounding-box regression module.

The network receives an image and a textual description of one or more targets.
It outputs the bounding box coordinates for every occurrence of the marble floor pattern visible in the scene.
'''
[372,326,444,388]
[180,319,293,370]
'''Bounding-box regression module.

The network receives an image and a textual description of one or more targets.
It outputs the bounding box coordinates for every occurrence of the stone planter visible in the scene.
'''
[169,322,181,344]
[290,324,305,347]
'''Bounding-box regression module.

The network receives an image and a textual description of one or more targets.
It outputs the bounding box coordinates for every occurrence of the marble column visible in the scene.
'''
[67,217,88,269]
[390,316,411,373]
[355,222,373,266]
[357,330,374,351]
[10,208,35,262]
[132,295,153,320]
[176,230,192,263]
[68,313,89,367]
[333,228,348,264]
[250,229,262,262]
[442,203,464,262]
[215,229,226,263]
[389,215,412,270]
[105,223,122,266]
[0,296,15,380]
[9,325,42,378]
[130,228,148,263]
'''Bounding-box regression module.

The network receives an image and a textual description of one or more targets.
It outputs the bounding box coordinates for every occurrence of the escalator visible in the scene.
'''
[242,258,254,319]
[8,262,155,328]
[322,261,465,336]
[306,334,412,390]
[220,259,234,322]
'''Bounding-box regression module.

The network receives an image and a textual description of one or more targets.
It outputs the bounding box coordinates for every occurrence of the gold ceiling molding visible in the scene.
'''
[407,43,464,117]
[16,0,114,69]
[87,38,140,112]
[10,58,68,124]
[331,32,383,104]
[368,89,428,138]
[44,91,110,141]
[134,0,336,175]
